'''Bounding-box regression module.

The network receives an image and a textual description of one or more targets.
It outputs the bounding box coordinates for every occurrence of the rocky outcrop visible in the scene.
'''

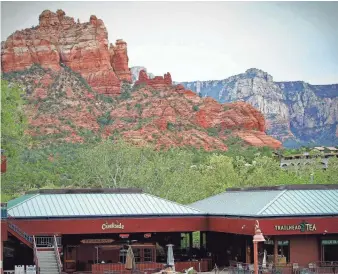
[1,9,132,95]
[110,40,132,82]
[2,65,281,150]
[180,68,338,148]
[135,70,172,89]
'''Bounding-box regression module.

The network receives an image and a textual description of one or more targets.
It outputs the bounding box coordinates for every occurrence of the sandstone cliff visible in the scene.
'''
[180,68,338,148]
[1,9,132,95]
[2,65,281,150]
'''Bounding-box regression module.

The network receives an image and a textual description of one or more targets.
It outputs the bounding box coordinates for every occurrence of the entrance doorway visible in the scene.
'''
[64,245,77,272]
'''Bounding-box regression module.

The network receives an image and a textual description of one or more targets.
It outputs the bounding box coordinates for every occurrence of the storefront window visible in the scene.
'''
[202,232,207,249]
[133,248,141,262]
[322,240,338,261]
[144,248,153,262]
[181,233,189,249]
[279,241,290,263]
[192,231,200,248]
[264,240,290,264]
[119,247,127,263]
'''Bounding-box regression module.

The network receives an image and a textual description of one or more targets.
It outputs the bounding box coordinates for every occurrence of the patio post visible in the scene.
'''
[274,237,278,266]
[253,221,265,274]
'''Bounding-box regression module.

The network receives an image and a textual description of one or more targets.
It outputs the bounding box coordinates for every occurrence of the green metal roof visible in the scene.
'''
[190,185,338,217]
[6,194,38,209]
[7,190,203,219]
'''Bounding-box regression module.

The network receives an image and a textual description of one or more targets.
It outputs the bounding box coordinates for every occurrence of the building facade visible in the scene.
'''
[1,185,338,273]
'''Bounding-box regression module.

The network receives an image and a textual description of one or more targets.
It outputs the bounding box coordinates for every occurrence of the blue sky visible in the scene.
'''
[1,1,338,84]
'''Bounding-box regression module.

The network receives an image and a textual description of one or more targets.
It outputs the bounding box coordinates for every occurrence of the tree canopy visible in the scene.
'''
[2,139,337,203]
[1,80,29,157]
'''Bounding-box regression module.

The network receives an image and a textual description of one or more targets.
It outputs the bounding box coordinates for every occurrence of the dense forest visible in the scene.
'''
[1,80,338,203]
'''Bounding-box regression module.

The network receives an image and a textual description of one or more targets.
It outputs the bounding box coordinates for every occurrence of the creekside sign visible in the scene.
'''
[102,221,124,231]
[275,221,316,232]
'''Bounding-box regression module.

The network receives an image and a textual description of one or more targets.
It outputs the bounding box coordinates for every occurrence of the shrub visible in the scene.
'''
[119,90,131,100]
[167,122,175,131]
[97,112,114,126]
[207,127,218,137]
[132,83,146,92]
[192,105,199,112]
[120,117,135,123]
[97,94,114,104]
[135,103,143,115]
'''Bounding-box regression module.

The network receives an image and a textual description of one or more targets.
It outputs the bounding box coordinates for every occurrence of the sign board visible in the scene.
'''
[81,239,114,244]
[322,240,338,245]
[102,221,124,230]
[265,240,289,246]
[119,234,130,239]
[275,221,316,232]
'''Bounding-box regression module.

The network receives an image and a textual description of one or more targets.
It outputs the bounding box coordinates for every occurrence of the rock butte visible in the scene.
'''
[135,70,172,89]
[1,9,132,95]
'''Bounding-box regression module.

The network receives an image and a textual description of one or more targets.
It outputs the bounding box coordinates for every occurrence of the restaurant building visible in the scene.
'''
[190,184,338,268]
[1,184,338,273]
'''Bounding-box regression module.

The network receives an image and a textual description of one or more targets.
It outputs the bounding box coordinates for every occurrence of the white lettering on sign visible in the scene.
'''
[274,221,316,232]
[102,221,124,230]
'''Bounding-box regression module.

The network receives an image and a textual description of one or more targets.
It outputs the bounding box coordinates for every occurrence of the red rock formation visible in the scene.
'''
[1,9,132,95]
[110,40,132,83]
[135,70,172,89]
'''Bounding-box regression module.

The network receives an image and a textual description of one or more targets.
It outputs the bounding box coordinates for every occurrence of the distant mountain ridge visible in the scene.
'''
[178,68,338,148]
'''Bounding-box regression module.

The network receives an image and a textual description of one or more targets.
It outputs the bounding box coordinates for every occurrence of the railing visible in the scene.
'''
[7,222,33,244]
[35,236,61,247]
[228,263,293,274]
[227,262,338,274]
[309,262,338,274]
[33,236,40,274]
[54,235,63,274]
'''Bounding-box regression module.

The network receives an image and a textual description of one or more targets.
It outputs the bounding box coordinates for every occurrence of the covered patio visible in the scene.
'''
[190,185,338,270]
[4,188,211,273]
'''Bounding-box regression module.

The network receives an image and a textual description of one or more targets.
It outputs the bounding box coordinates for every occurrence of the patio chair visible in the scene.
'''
[236,263,245,274]
[293,263,299,273]
[308,263,317,273]
[248,264,254,274]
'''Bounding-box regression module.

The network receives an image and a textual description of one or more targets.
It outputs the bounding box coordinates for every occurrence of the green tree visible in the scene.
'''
[1,80,29,157]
